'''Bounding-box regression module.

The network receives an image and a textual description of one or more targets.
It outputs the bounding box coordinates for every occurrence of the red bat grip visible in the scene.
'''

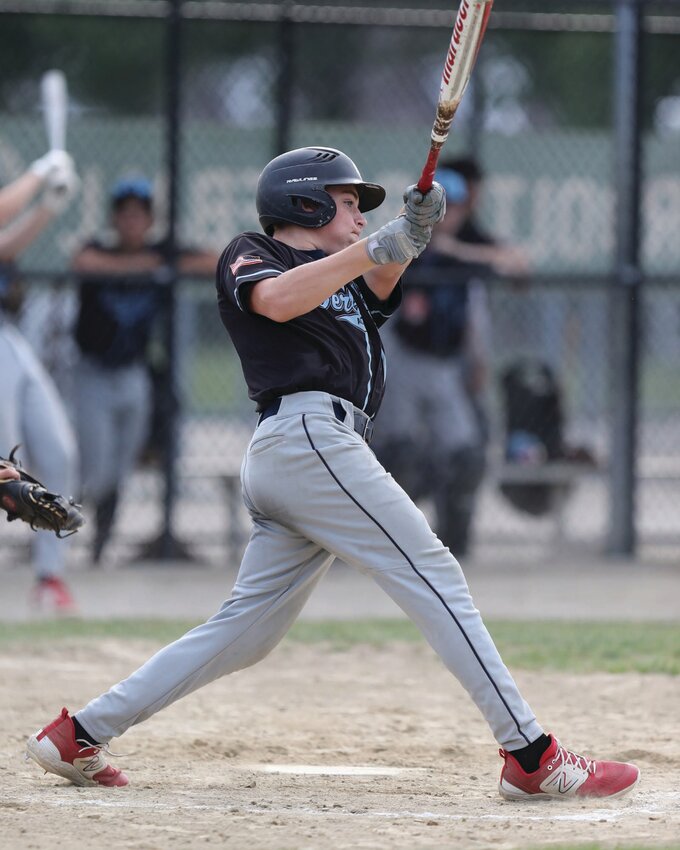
[417,147,441,194]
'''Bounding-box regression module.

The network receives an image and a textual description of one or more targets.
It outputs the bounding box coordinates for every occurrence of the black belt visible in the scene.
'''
[258,398,374,444]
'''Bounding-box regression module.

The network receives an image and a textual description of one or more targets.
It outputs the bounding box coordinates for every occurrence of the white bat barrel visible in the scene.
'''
[41,70,68,152]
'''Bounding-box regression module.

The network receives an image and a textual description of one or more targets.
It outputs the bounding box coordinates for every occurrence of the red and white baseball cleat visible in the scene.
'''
[26,708,128,787]
[499,734,639,800]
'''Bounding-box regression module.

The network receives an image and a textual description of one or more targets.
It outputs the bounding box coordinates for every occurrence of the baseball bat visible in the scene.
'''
[40,70,68,152]
[417,0,494,193]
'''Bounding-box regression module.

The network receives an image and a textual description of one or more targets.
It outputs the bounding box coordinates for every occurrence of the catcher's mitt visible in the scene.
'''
[0,446,84,537]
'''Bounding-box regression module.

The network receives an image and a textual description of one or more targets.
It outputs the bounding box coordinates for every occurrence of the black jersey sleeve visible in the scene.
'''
[217,232,289,313]
[356,276,403,328]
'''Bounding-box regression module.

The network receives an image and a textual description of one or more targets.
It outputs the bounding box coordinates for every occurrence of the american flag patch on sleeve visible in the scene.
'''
[230,255,264,275]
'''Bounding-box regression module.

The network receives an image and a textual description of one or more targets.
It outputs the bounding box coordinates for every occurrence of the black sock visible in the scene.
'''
[508,733,552,773]
[72,715,101,747]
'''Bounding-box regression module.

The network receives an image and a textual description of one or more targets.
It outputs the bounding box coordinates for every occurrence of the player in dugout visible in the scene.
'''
[26,147,639,802]
[1,149,80,611]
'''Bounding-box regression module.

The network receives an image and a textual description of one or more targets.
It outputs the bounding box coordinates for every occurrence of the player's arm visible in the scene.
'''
[249,239,408,323]
[0,204,54,261]
[0,152,75,226]
[72,246,163,274]
[432,231,530,277]
[177,248,220,277]
[0,172,43,227]
[362,262,411,301]
[251,204,443,322]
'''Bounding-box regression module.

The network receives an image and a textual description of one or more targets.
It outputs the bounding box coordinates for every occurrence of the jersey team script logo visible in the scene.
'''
[230,255,264,275]
[320,287,366,331]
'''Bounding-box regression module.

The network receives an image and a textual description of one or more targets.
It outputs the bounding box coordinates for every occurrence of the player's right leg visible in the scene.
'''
[27,508,333,784]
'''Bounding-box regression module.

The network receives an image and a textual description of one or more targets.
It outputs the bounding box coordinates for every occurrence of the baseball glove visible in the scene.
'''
[0,446,84,537]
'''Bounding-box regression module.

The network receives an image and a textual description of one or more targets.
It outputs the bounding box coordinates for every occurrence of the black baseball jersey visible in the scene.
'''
[74,239,164,368]
[216,231,402,417]
[74,237,203,368]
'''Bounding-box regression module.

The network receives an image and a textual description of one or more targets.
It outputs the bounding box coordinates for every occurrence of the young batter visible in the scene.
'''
[27,147,639,801]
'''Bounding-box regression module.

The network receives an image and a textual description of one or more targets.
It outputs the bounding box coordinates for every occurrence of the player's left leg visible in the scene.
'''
[6,326,78,610]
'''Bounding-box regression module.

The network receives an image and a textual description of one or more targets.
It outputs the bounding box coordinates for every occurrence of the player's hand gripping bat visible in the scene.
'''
[36,70,80,209]
[417,0,494,193]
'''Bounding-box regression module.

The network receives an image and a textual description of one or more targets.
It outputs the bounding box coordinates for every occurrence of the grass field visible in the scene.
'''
[1,618,678,675]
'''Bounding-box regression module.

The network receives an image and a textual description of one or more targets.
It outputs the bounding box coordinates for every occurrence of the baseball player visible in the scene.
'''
[0,151,80,611]
[71,177,218,563]
[26,147,639,800]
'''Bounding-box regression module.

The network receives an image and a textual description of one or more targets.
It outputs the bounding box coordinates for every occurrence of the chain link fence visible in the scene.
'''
[0,0,678,564]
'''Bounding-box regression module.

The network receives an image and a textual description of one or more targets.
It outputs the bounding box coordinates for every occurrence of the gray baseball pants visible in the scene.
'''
[0,323,78,578]
[75,356,151,503]
[79,391,543,751]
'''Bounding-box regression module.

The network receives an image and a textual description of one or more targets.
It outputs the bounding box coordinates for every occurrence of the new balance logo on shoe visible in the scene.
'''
[539,764,586,796]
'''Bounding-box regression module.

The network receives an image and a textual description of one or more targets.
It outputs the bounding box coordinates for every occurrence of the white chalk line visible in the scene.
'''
[11,791,680,824]
[245,764,427,776]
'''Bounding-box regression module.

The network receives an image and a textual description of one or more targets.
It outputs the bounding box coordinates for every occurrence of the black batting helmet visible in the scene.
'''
[256,146,386,235]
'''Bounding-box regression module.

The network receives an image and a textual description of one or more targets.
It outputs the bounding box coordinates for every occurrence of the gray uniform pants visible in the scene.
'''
[79,392,542,751]
[0,323,77,578]
[75,357,151,502]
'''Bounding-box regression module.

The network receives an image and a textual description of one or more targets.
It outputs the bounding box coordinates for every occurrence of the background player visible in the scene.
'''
[374,157,531,557]
[0,150,80,610]
[374,169,488,557]
[70,178,218,563]
[27,147,638,801]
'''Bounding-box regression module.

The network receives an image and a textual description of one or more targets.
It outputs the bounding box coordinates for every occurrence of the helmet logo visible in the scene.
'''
[285,177,319,183]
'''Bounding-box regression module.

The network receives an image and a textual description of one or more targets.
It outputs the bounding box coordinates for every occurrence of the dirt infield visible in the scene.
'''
[2,639,678,850]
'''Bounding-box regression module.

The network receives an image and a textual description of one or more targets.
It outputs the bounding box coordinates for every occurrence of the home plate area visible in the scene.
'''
[5,641,679,848]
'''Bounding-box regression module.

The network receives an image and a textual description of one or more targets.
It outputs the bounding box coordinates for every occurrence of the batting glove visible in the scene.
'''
[29,150,74,183]
[366,216,430,265]
[403,182,446,228]
[42,162,80,213]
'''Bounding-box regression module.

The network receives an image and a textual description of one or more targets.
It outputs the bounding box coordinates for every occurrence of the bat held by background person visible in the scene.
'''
[34,69,79,208]
[417,0,494,194]
[40,69,68,153]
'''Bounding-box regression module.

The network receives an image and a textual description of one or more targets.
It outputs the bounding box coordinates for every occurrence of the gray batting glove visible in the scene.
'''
[403,182,446,228]
[366,216,429,265]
